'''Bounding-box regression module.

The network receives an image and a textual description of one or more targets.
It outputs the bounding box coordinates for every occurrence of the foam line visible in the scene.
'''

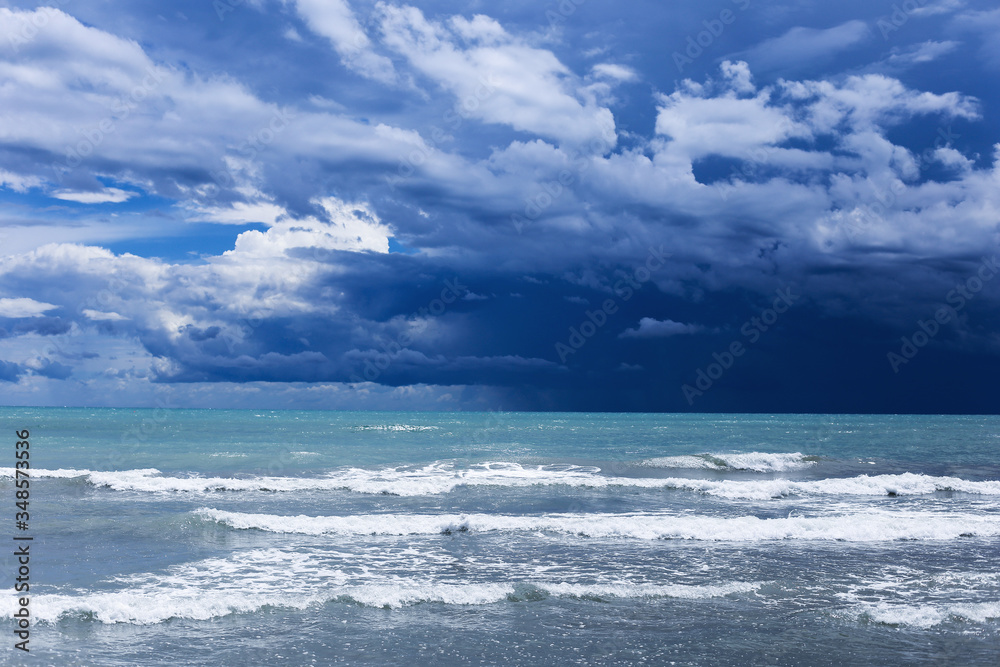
[195,508,1000,541]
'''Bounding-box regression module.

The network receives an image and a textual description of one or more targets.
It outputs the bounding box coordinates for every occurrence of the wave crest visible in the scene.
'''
[641,452,819,472]
[6,466,999,500]
[848,602,1000,628]
[195,508,1000,542]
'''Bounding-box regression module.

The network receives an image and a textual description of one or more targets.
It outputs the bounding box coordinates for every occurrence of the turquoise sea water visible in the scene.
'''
[2,409,1000,665]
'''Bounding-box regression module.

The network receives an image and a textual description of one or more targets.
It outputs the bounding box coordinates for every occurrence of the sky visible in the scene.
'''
[1,0,999,412]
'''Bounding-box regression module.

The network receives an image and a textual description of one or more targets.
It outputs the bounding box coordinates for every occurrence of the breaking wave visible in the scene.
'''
[6,465,1000,500]
[195,508,1000,542]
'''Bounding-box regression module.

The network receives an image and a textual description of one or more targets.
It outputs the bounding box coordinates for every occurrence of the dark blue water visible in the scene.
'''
[2,409,999,665]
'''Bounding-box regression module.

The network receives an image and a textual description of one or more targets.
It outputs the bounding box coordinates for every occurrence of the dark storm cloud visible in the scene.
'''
[11,317,72,337]
[30,359,73,380]
[0,360,24,382]
[1,0,1000,410]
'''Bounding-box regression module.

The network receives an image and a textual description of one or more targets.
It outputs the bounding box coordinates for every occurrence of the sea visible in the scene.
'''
[2,408,999,665]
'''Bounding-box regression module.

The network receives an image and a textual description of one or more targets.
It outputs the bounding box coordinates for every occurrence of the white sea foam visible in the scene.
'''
[5,465,1000,499]
[641,452,818,472]
[30,581,759,624]
[0,467,163,479]
[321,581,757,609]
[650,472,1000,500]
[319,462,606,496]
[20,547,760,624]
[849,602,1000,628]
[1,468,345,493]
[351,424,440,432]
[532,581,761,600]
[195,508,1000,542]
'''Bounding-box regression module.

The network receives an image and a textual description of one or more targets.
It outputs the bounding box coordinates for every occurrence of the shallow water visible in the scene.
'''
[2,409,999,665]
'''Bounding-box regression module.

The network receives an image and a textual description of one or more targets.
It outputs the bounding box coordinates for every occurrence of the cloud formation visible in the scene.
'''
[1,0,1000,411]
[620,319,704,339]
